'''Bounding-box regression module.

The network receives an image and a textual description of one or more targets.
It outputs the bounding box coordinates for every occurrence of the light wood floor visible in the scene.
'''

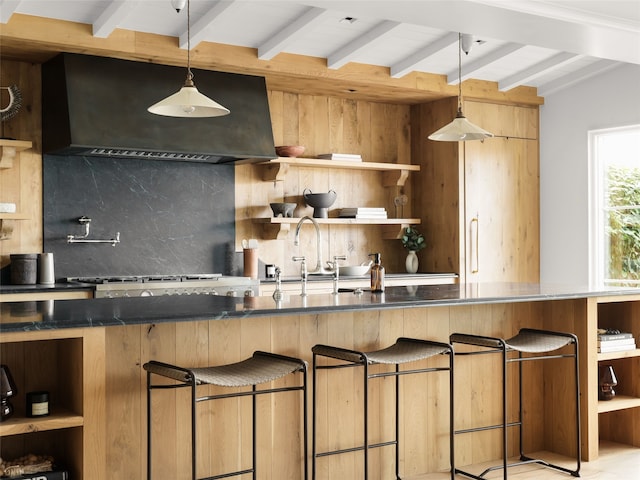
[413,442,640,479]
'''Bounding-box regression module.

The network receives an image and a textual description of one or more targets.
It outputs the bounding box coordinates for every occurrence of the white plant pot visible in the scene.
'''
[405,250,419,274]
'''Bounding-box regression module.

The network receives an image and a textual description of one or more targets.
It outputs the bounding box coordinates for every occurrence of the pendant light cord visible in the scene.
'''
[185,0,194,87]
[457,32,463,115]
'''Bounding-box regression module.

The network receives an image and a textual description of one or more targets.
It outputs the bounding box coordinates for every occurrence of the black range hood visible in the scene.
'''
[42,53,276,163]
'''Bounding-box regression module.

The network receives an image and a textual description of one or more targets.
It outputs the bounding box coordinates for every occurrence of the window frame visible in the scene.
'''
[588,124,640,286]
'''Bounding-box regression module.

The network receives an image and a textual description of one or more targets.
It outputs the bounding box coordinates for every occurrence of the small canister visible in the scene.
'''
[39,253,55,285]
[26,391,50,417]
[10,254,38,285]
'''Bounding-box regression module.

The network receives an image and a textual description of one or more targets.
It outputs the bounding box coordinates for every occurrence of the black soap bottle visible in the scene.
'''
[368,253,385,293]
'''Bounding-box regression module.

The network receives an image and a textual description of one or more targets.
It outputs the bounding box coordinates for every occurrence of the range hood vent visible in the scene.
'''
[42,53,276,163]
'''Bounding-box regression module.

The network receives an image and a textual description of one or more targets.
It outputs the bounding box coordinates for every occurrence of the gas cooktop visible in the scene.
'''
[66,274,258,298]
[66,274,222,284]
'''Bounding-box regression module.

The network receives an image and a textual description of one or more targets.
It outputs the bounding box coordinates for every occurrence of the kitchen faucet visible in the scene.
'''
[293,216,332,274]
[292,256,308,296]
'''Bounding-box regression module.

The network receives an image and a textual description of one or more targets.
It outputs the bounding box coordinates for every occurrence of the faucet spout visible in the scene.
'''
[294,216,332,274]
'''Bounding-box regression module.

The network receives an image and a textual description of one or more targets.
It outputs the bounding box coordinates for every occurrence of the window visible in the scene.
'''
[590,125,640,286]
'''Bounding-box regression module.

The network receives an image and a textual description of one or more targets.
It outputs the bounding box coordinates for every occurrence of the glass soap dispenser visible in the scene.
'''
[368,252,385,293]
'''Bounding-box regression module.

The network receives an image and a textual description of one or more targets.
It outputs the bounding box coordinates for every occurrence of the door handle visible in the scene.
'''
[470,215,479,274]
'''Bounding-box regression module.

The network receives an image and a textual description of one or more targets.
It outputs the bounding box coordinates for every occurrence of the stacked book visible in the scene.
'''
[339,207,387,219]
[598,331,637,353]
[317,153,362,162]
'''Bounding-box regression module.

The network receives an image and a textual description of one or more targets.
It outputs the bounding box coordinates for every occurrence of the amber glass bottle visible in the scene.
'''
[369,253,385,293]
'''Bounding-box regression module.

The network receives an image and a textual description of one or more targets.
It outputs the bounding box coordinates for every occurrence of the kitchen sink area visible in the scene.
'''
[258,272,458,296]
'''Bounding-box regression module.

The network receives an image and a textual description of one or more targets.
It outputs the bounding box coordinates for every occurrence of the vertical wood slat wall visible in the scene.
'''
[103,301,587,479]
[235,91,413,276]
[1,58,415,278]
[0,60,42,263]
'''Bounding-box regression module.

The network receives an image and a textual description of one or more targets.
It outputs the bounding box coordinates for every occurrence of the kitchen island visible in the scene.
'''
[1,283,640,479]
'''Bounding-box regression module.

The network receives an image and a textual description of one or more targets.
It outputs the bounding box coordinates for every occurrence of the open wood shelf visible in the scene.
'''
[598,348,640,361]
[257,157,419,186]
[0,409,84,437]
[0,139,32,169]
[598,395,640,414]
[0,412,84,437]
[0,213,29,220]
[0,213,30,240]
[254,217,421,240]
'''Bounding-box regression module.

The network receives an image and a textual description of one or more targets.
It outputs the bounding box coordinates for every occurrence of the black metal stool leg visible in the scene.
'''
[145,354,307,480]
[451,330,581,480]
[395,364,400,480]
[312,353,318,480]
[191,379,197,480]
[501,345,508,480]
[363,361,369,480]
[147,369,152,480]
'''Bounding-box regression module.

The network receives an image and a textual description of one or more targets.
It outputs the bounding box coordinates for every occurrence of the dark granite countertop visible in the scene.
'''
[1,283,639,333]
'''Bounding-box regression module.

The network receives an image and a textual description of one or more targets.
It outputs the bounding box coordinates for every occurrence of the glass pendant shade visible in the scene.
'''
[428,108,494,141]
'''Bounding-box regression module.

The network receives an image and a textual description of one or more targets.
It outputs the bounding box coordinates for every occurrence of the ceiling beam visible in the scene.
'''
[446,43,524,84]
[328,20,402,69]
[179,0,236,49]
[303,0,640,65]
[537,59,620,97]
[390,32,459,78]
[92,0,139,38]
[0,0,21,24]
[258,7,330,60]
[499,51,581,92]
[0,13,544,105]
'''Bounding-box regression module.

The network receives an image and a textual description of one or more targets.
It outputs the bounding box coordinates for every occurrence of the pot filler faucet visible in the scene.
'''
[293,216,333,274]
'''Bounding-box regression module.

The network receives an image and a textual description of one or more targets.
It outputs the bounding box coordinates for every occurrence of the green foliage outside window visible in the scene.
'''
[607,165,640,283]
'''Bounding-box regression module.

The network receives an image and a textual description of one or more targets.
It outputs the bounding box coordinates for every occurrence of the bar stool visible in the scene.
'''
[312,337,454,480]
[450,328,580,479]
[144,351,308,480]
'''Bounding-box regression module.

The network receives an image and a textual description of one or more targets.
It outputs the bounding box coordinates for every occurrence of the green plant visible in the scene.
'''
[401,226,425,252]
[607,165,640,283]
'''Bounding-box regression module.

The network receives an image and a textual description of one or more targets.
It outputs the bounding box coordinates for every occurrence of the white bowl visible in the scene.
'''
[339,265,371,276]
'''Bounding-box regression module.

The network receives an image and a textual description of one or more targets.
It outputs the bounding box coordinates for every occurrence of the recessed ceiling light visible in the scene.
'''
[340,17,357,24]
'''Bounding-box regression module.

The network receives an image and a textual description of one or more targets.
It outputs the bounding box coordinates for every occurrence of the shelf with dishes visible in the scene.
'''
[257,157,420,187]
[254,217,421,240]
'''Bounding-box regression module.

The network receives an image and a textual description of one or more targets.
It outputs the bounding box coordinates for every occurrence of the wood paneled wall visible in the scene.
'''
[104,300,586,479]
[0,60,42,265]
[235,91,413,276]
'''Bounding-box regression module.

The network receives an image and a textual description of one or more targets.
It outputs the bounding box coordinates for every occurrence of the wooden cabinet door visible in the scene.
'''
[463,137,539,282]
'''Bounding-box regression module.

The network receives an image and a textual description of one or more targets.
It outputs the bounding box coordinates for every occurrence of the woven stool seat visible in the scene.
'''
[313,337,449,365]
[451,328,575,354]
[145,351,308,480]
[312,337,454,480]
[145,351,305,387]
[505,328,574,353]
[450,327,580,480]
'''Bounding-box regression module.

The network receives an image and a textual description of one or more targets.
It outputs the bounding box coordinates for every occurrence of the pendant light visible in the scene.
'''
[428,33,492,141]
[148,0,230,118]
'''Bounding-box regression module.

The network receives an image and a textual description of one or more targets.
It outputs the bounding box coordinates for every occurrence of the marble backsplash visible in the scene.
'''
[43,155,237,279]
